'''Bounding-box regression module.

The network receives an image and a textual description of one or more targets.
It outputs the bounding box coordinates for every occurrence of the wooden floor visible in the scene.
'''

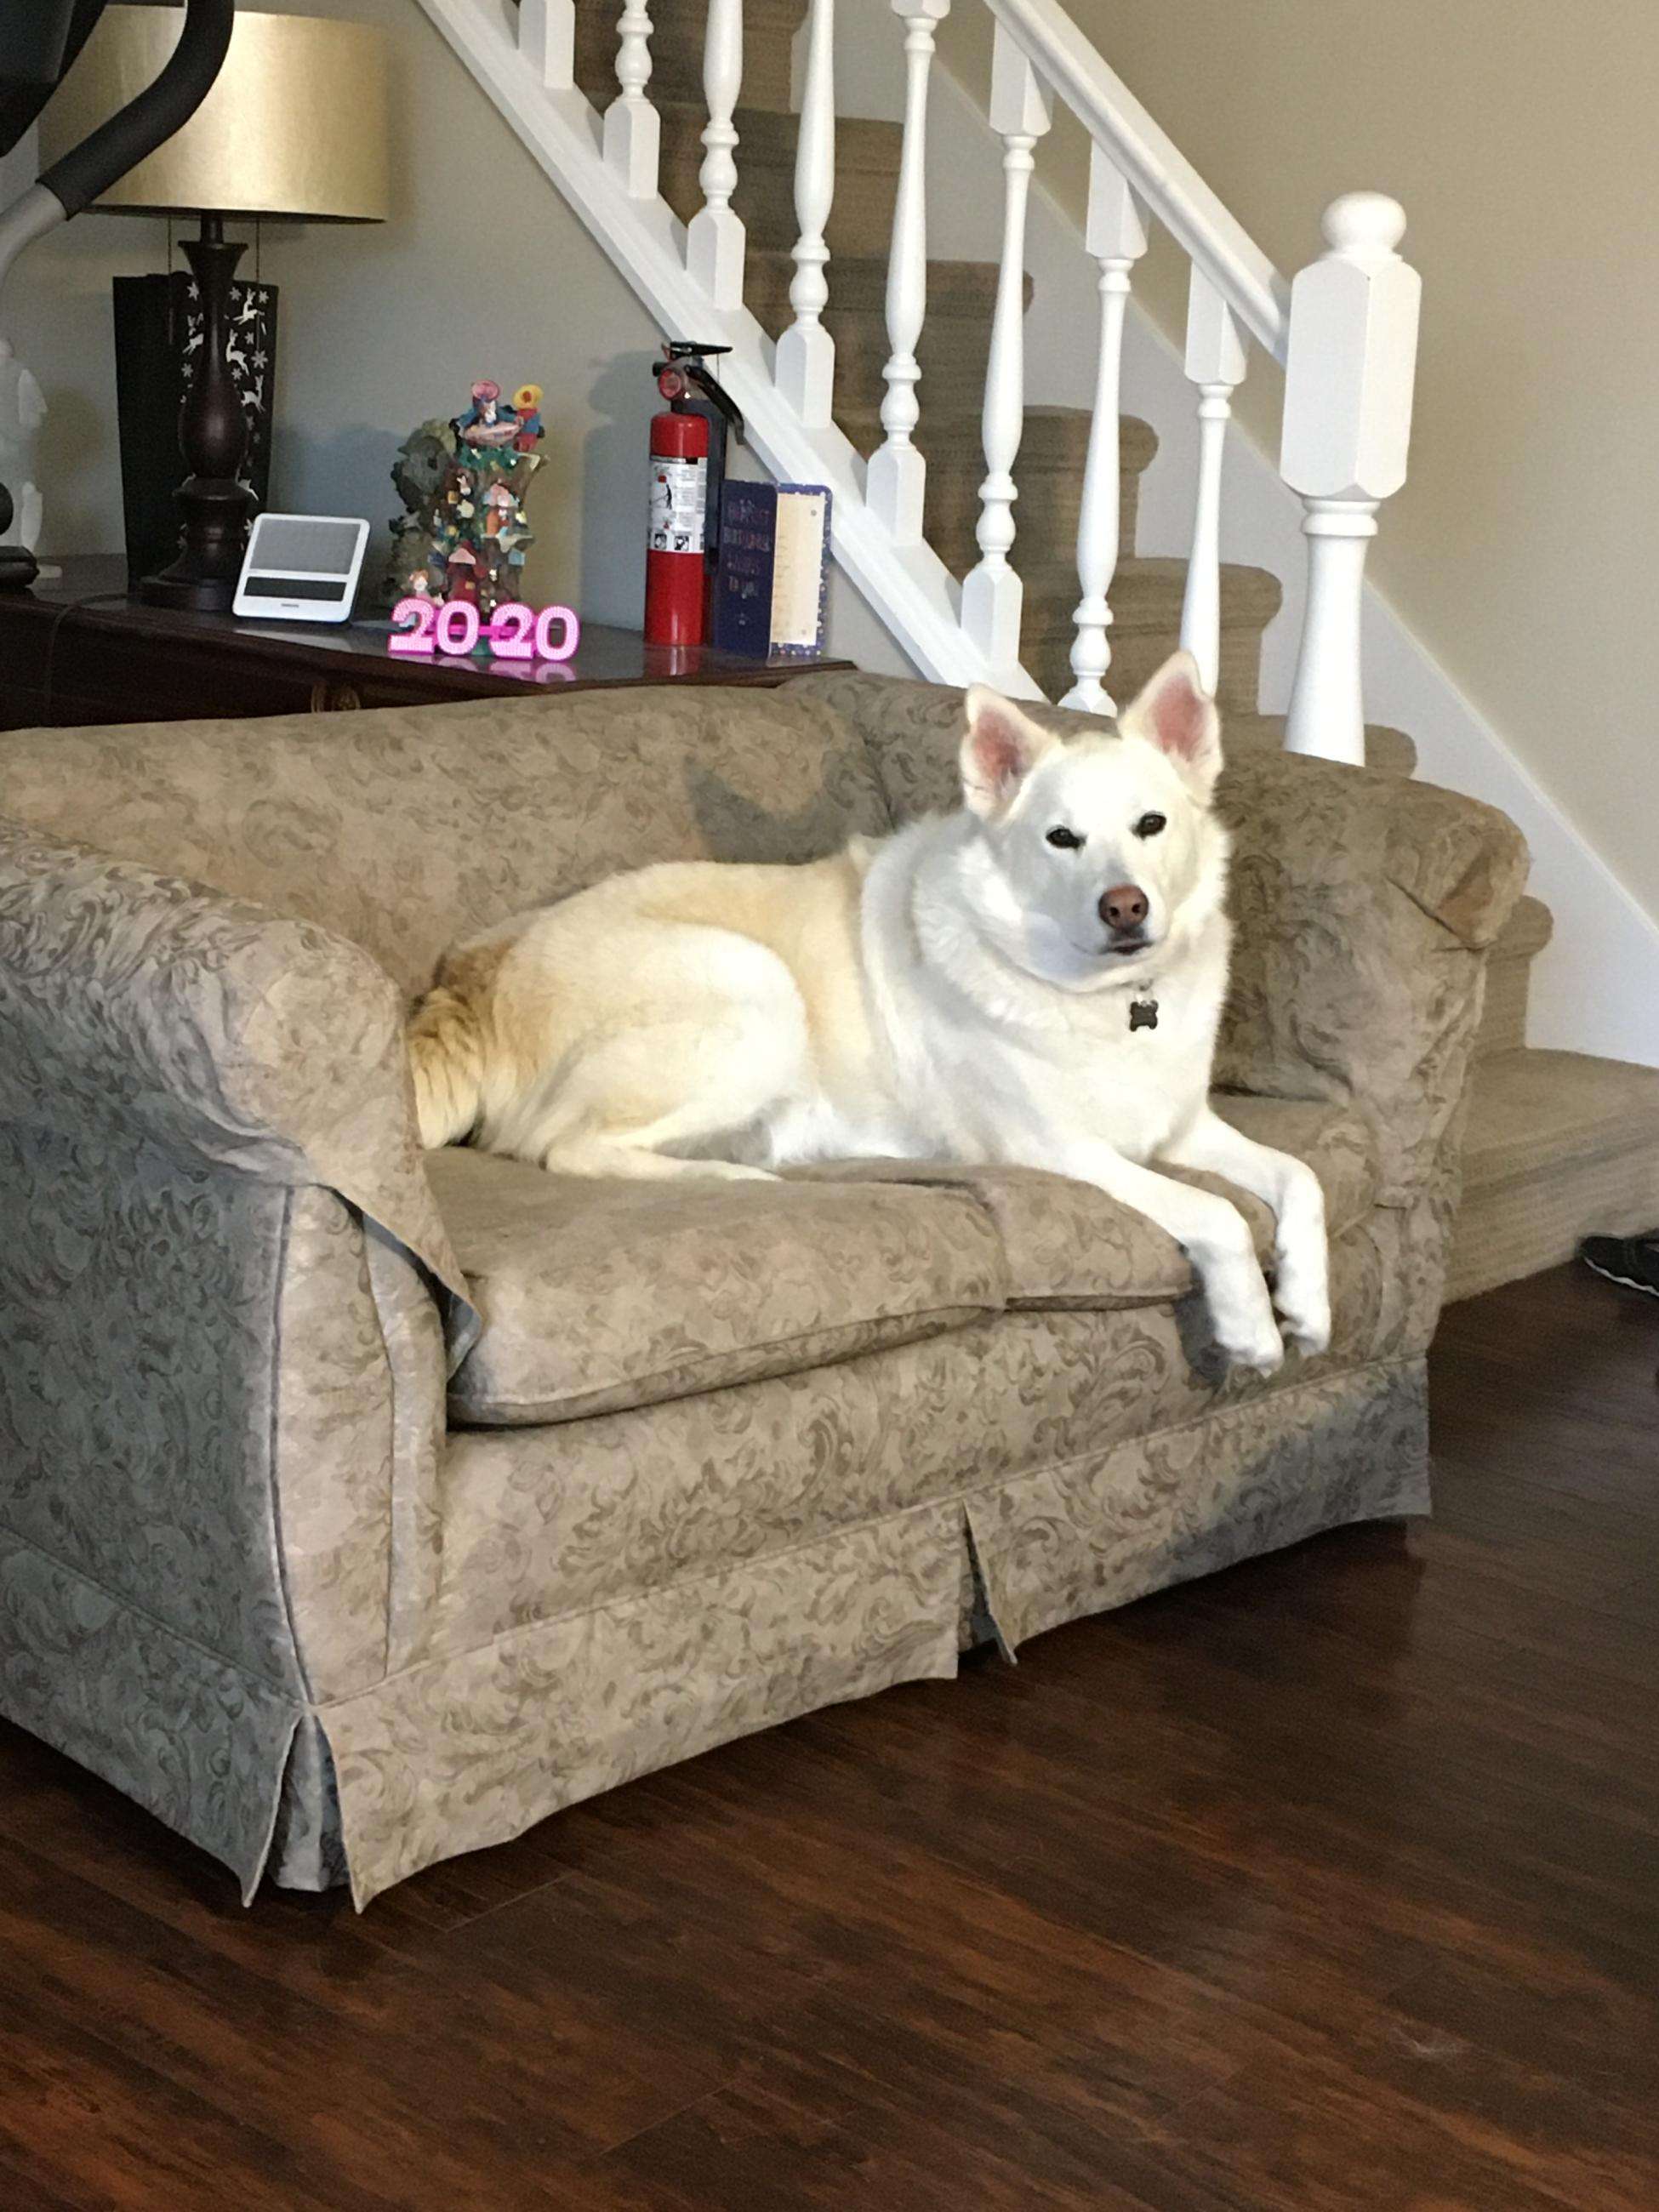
[1,1262,1655,2210]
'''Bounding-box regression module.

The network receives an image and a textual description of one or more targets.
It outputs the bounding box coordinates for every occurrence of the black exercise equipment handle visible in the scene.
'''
[38,0,235,219]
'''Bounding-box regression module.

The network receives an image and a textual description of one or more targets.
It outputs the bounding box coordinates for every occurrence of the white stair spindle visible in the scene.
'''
[686,0,744,305]
[775,0,837,428]
[866,0,950,544]
[516,0,573,89]
[960,26,1052,670]
[1281,193,1421,761]
[603,2,659,199]
[1060,146,1147,714]
[1178,266,1246,701]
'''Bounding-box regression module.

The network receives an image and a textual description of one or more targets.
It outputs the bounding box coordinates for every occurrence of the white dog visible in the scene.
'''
[410,653,1329,1371]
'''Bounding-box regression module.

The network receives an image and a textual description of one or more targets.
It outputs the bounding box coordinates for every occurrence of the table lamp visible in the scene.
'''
[40,5,389,609]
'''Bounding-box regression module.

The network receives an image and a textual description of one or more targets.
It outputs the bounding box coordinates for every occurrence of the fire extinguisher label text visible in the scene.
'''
[648,457,708,555]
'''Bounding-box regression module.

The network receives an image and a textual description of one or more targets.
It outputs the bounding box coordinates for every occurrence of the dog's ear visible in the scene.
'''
[960,687,1060,818]
[1117,651,1222,796]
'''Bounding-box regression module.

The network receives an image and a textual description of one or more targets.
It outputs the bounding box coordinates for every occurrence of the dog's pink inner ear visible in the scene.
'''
[972,709,1030,795]
[1121,651,1221,785]
[1146,660,1211,761]
[961,687,1059,816]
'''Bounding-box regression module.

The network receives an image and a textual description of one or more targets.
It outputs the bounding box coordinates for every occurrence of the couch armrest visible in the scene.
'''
[0,818,469,1747]
[1215,752,1529,1201]
[0,815,472,1320]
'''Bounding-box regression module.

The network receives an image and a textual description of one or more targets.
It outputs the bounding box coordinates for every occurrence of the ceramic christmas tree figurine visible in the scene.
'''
[386,379,545,616]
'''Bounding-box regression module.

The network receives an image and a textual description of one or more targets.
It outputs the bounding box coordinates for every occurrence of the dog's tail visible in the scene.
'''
[407,984,487,1149]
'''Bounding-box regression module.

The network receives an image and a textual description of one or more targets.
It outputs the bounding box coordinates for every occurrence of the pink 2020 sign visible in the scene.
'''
[390,596,581,662]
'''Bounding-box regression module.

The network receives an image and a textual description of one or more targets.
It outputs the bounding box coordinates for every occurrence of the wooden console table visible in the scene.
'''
[0,558,851,730]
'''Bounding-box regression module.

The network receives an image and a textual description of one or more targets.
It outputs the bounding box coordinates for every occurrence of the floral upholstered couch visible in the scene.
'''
[0,672,1526,1907]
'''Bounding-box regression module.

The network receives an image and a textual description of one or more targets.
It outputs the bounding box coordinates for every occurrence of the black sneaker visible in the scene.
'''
[1580,1230,1659,1299]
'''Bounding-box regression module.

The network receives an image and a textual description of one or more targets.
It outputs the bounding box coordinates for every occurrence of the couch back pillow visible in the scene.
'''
[0,687,892,995]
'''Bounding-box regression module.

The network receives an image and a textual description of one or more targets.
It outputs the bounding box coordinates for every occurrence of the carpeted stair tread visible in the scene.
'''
[745,248,1011,329]
[658,107,905,254]
[747,250,1023,421]
[1462,1049,1659,1189]
[1017,556,1280,710]
[573,0,801,114]
[1016,555,1281,632]
[829,403,1158,477]
[892,408,1160,573]
[1448,1048,1659,1302]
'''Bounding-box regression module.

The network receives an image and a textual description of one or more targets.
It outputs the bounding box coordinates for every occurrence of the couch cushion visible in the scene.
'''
[428,1149,1008,1427]
[801,1096,1380,1311]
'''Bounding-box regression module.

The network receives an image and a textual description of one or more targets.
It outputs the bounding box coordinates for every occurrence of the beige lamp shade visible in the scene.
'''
[39,7,390,221]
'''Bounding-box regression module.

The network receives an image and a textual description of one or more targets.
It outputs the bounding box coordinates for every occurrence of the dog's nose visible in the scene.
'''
[1099,883,1149,932]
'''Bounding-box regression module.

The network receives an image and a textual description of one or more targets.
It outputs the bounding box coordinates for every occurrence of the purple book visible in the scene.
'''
[715,482,831,657]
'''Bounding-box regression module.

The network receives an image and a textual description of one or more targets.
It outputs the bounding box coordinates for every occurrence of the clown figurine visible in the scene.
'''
[511,383,544,452]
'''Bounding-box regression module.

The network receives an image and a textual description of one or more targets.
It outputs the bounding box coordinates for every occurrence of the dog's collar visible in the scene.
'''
[1128,984,1159,1032]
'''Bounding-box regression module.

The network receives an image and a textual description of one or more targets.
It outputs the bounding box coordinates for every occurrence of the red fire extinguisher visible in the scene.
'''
[644,343,744,647]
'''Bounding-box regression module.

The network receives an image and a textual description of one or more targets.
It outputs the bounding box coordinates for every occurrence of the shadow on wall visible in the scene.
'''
[270,419,401,599]
[582,349,652,632]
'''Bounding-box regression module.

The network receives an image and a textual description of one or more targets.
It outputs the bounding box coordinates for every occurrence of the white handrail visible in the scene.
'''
[980,0,1291,359]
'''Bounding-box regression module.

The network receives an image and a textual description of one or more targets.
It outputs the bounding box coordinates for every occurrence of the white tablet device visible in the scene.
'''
[232,513,372,624]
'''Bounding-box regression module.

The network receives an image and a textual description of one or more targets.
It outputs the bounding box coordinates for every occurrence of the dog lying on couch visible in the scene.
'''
[411,654,1327,1374]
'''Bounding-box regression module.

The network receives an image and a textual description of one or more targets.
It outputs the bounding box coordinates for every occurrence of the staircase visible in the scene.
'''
[434,0,1659,1299]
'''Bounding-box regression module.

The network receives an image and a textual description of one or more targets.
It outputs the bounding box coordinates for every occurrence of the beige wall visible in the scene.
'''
[6,0,665,623]
[946,0,1659,917]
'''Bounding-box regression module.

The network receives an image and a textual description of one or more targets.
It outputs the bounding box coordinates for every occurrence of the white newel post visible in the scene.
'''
[686,0,744,305]
[866,0,950,544]
[1061,145,1147,714]
[1280,192,1420,761]
[960,26,1052,670]
[604,2,659,198]
[517,0,574,89]
[1178,267,1246,701]
[776,0,837,426]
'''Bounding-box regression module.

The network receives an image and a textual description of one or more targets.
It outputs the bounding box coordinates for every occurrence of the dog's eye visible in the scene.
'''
[1133,812,1167,839]
[1045,825,1085,850]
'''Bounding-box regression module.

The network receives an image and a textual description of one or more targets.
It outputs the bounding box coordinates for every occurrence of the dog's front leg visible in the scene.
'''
[1159,1109,1331,1355]
[1036,1139,1285,1373]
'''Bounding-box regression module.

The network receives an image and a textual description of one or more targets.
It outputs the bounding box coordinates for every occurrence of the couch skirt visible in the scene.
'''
[271,1346,1428,1906]
[2,1318,1429,1909]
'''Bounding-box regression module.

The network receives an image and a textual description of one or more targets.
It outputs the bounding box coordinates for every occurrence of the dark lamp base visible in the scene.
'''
[137,565,237,613]
[145,214,257,615]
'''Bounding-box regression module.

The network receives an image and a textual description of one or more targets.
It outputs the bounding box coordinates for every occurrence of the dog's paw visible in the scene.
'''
[1280,1304,1331,1359]
[1214,1305,1286,1376]
[1274,1257,1331,1357]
